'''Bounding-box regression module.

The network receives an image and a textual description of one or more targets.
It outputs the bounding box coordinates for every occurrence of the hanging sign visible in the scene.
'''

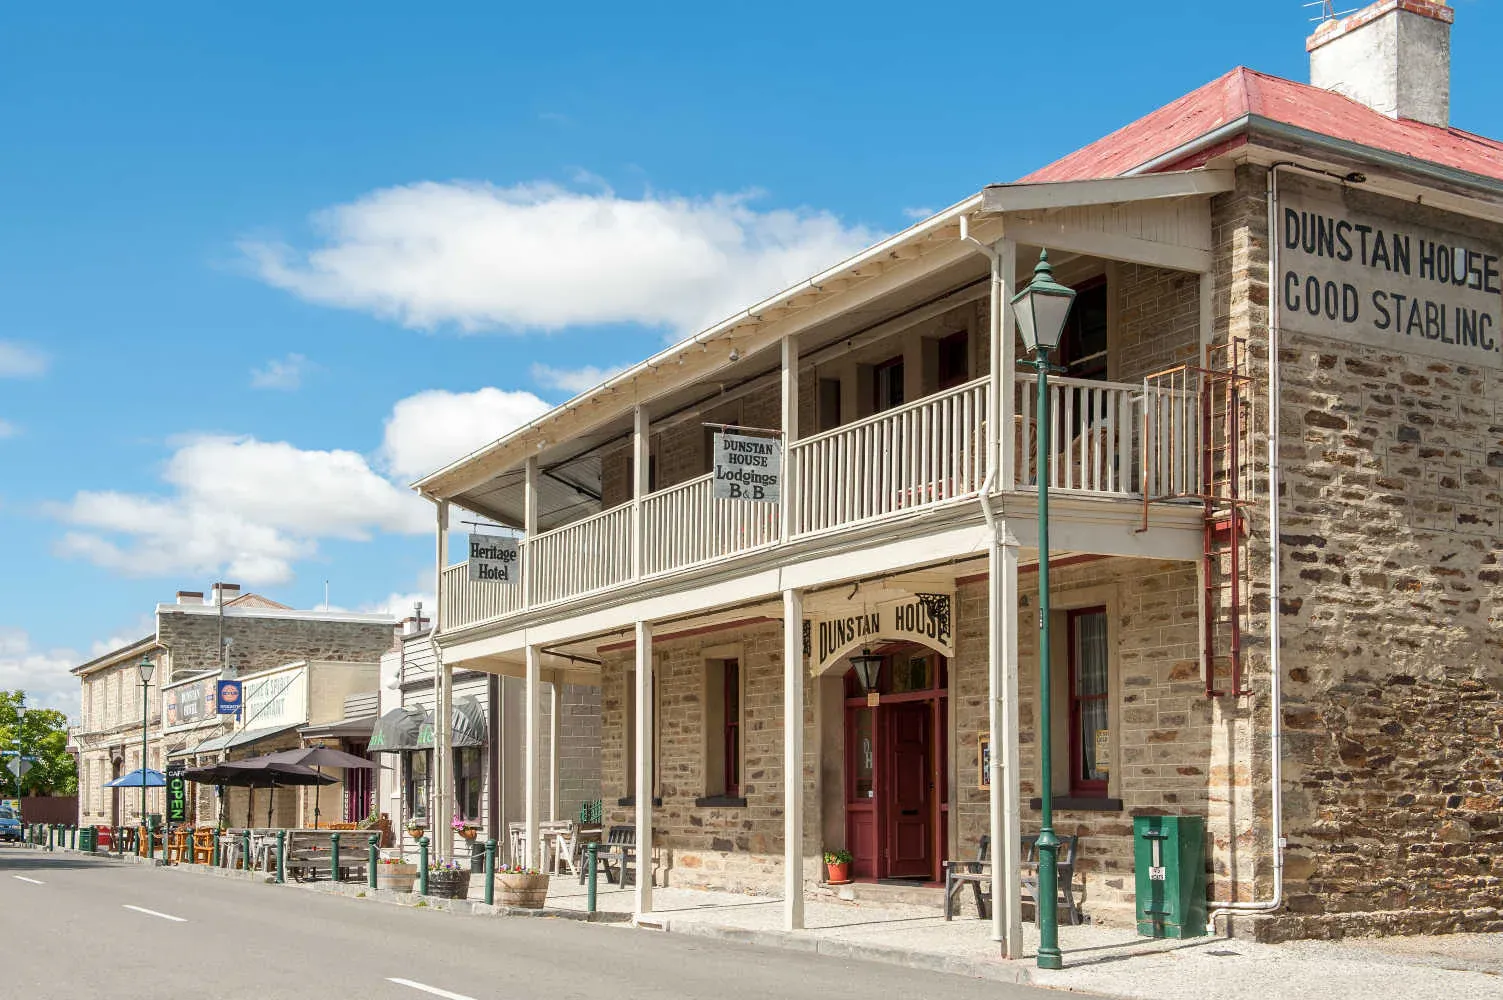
[164,676,217,728]
[711,431,782,503]
[805,593,953,675]
[215,680,243,715]
[165,762,188,823]
[468,533,520,583]
[1279,187,1501,368]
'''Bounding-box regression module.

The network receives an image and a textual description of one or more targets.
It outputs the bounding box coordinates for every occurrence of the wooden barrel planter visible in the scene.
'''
[375,862,418,892]
[426,869,472,900]
[495,872,549,909]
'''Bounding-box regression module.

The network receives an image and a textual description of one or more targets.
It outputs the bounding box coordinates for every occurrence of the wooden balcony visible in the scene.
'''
[441,373,1200,632]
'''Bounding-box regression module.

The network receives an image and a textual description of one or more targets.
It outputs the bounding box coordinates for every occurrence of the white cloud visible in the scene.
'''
[358,591,434,619]
[380,386,551,481]
[0,419,16,439]
[242,181,877,336]
[0,340,48,378]
[530,362,626,396]
[53,435,429,586]
[0,628,81,717]
[251,353,310,390]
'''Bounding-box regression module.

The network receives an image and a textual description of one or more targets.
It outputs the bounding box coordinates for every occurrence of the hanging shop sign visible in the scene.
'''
[468,533,520,584]
[215,680,243,716]
[165,762,188,823]
[163,676,217,729]
[240,667,306,730]
[711,431,782,503]
[1279,187,1501,368]
[803,592,953,675]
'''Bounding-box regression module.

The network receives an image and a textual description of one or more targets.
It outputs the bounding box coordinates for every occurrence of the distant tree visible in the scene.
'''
[0,691,78,796]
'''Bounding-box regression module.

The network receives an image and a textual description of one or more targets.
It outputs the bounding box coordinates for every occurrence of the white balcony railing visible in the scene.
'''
[642,472,779,577]
[788,376,990,536]
[440,371,1203,632]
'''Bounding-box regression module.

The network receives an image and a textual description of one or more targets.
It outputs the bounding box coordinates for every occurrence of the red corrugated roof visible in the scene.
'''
[1021,66,1503,184]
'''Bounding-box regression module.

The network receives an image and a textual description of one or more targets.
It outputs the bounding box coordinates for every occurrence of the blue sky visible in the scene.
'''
[2,1,1499,712]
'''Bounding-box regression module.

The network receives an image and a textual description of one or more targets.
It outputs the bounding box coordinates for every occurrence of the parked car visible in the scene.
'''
[0,804,20,842]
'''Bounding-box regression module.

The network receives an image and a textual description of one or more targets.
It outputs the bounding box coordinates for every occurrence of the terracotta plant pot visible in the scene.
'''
[406,827,426,841]
[458,828,479,841]
[495,872,550,909]
[426,869,472,900]
[375,863,418,892]
[825,861,851,884]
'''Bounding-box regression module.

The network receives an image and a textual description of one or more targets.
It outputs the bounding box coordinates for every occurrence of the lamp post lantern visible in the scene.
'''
[137,657,155,829]
[1011,249,1076,971]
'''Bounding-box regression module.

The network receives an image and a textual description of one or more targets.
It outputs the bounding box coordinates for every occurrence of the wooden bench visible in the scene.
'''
[284,830,368,883]
[575,824,637,886]
[943,833,1082,925]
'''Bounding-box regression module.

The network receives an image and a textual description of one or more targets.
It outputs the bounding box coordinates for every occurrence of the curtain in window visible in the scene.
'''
[1075,612,1109,783]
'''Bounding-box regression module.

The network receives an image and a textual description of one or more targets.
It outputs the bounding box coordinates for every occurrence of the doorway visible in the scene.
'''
[843,644,948,883]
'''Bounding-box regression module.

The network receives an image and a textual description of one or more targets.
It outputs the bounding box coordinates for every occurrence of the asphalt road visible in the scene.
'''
[0,845,1083,1000]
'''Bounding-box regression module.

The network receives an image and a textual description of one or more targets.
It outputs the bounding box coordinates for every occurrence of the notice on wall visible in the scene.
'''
[468,533,520,583]
[1279,188,1502,368]
[712,431,782,503]
[1094,729,1112,777]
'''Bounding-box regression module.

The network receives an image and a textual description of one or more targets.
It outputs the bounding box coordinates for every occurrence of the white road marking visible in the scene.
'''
[386,978,478,1000]
[122,904,186,923]
[12,875,45,885]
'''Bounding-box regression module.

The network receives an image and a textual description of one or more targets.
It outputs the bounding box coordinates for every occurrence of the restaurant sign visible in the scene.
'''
[468,533,520,584]
[1279,188,1502,368]
[240,668,307,730]
[712,431,781,503]
[163,676,217,729]
[165,762,188,823]
[804,593,953,675]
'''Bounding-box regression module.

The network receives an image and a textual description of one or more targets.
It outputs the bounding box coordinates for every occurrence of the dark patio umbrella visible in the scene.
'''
[259,748,386,828]
[184,761,336,828]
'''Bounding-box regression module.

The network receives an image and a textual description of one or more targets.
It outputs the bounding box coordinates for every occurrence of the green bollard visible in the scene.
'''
[367,835,379,890]
[146,820,155,861]
[242,830,252,872]
[212,831,221,867]
[587,842,598,914]
[331,833,341,883]
[484,838,496,905]
[417,836,429,895]
[276,830,286,883]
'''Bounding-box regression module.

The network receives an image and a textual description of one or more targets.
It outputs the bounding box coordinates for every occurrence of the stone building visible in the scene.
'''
[71,583,397,830]
[373,615,601,865]
[413,0,1498,947]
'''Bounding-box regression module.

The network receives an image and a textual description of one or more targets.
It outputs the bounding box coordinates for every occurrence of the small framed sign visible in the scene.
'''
[977,733,991,790]
[215,679,243,715]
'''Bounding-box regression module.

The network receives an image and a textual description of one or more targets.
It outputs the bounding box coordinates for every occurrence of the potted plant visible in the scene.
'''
[451,817,481,841]
[375,856,419,892]
[823,849,853,885]
[405,816,427,840]
[493,863,549,908]
[426,858,472,900]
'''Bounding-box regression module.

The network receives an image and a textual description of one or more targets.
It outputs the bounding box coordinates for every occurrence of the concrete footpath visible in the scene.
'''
[45,844,1503,998]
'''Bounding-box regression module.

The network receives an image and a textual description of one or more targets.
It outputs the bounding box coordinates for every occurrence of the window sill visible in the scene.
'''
[1027,796,1123,812]
[616,796,663,808]
[693,795,747,808]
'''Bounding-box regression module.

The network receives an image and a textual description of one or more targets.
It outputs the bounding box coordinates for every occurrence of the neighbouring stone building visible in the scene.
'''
[408,0,1497,949]
[71,583,397,830]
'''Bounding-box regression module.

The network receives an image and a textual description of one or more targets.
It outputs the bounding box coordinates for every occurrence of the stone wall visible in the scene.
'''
[557,682,601,823]
[157,609,395,680]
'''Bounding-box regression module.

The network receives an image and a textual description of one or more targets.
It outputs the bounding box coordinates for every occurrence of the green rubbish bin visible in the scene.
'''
[1133,815,1207,938]
[79,827,96,853]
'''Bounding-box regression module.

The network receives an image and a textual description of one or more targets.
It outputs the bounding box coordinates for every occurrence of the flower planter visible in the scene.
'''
[495,872,549,909]
[825,862,851,885]
[375,863,418,892]
[405,827,426,841]
[457,828,479,841]
[426,869,472,900]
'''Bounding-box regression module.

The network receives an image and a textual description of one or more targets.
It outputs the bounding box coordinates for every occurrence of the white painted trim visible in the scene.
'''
[1001,220,1213,273]
[152,605,395,625]
[634,621,654,916]
[782,588,805,931]
[980,169,1234,213]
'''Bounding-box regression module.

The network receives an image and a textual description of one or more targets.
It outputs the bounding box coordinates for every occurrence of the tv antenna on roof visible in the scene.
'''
[1304,0,1359,22]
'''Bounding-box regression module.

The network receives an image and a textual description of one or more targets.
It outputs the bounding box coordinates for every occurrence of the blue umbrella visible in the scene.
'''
[104,768,166,788]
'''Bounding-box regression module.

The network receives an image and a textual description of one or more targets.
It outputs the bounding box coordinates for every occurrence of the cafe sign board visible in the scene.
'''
[165,762,188,823]
[1279,188,1501,367]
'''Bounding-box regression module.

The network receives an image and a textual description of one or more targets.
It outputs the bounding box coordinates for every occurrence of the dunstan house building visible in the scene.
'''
[415,0,1499,948]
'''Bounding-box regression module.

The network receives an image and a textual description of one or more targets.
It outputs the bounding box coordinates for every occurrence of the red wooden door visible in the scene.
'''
[883,703,932,879]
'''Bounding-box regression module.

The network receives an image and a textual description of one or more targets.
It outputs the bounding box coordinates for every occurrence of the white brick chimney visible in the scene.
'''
[175,590,205,605]
[1308,0,1453,127]
[211,582,242,606]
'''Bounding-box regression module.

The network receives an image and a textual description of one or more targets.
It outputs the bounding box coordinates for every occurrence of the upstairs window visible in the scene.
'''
[873,356,905,412]
[936,331,969,390]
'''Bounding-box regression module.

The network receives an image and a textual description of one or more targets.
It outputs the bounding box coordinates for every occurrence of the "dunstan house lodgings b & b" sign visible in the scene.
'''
[1279,187,1501,368]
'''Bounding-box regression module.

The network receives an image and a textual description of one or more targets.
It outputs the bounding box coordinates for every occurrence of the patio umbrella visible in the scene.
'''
[259,747,385,828]
[184,761,336,828]
[104,768,167,788]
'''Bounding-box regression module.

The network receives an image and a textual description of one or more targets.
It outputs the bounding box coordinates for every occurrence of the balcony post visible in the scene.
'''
[782,587,804,930]
[633,620,654,916]
[524,644,541,871]
[988,523,1024,958]
[996,238,1018,491]
[632,405,649,579]
[432,497,452,861]
[780,333,798,543]
[524,455,539,609]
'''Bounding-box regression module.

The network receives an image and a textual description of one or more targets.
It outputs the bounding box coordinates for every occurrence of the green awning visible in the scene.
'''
[415,697,486,750]
[367,707,425,753]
